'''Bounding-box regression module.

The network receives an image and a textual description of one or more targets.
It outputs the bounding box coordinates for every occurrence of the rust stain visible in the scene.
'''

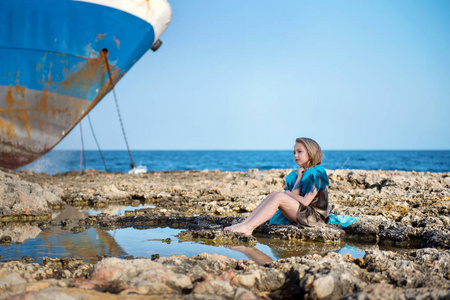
[1,50,123,169]
[96,54,121,99]
[16,113,31,139]
[2,85,30,140]
[50,107,69,116]
[0,108,28,113]
[6,86,14,107]
[59,54,106,93]
[1,83,72,141]
[96,33,106,40]
[3,86,17,138]
[35,63,44,72]
[48,62,53,84]
[55,54,123,146]
[37,88,49,116]
[5,121,16,138]
[35,88,69,117]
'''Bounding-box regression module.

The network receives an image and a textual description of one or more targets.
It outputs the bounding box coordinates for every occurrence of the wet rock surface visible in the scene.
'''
[0,168,449,298]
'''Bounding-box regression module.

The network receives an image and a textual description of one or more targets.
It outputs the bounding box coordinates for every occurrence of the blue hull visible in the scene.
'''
[0,0,171,169]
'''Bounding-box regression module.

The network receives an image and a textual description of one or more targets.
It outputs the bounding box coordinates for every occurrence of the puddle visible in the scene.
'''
[0,227,125,264]
[108,227,255,261]
[0,225,261,264]
[0,206,389,265]
[0,225,368,265]
[332,244,366,258]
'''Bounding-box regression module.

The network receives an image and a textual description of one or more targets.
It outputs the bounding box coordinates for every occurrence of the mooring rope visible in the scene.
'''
[102,49,136,170]
[87,114,108,171]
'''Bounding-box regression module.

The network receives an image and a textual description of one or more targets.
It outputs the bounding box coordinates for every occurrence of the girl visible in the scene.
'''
[224,137,329,236]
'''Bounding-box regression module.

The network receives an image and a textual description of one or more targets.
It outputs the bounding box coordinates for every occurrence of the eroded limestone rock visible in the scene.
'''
[0,171,64,222]
[1,250,448,299]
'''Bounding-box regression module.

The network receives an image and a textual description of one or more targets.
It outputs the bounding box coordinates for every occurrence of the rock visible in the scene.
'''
[234,287,258,300]
[257,223,345,242]
[0,176,64,221]
[346,285,450,300]
[378,224,421,247]
[70,226,84,233]
[0,269,27,288]
[19,256,33,263]
[91,257,193,293]
[96,184,130,202]
[0,249,449,299]
[42,258,83,271]
[0,236,12,246]
[312,274,334,298]
[179,229,257,245]
[421,227,450,249]
[192,275,236,298]
[364,249,450,289]
[343,216,382,243]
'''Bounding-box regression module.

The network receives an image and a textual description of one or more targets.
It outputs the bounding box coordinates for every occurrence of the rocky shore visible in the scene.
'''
[0,168,449,299]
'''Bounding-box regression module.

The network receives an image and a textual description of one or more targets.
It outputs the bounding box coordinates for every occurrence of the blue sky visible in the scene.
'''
[56,0,450,151]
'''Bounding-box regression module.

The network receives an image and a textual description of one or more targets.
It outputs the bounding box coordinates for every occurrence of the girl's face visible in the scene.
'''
[293,142,310,167]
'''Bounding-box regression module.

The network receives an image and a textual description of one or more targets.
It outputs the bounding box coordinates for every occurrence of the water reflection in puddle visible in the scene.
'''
[109,227,255,261]
[0,225,367,265]
[1,205,367,265]
[85,204,156,216]
[1,227,122,264]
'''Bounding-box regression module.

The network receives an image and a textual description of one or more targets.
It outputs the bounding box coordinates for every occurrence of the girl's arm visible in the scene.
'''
[285,165,316,206]
[284,189,317,206]
[290,166,305,192]
[293,166,305,186]
[286,166,307,201]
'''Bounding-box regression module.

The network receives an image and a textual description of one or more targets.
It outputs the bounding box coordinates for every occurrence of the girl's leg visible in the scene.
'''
[224,192,299,236]
[225,192,279,229]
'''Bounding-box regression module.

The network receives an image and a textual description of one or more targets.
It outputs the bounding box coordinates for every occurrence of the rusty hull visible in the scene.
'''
[0,54,120,169]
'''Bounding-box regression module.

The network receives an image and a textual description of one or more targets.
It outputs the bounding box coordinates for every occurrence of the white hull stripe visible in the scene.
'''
[73,0,172,42]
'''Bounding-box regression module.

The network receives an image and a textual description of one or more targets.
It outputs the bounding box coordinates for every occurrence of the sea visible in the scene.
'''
[20,150,450,174]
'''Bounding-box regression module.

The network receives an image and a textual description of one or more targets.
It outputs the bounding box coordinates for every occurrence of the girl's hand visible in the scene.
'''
[297,166,305,176]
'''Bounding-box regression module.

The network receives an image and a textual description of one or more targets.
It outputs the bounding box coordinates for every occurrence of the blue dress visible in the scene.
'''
[270,165,330,227]
[269,166,359,228]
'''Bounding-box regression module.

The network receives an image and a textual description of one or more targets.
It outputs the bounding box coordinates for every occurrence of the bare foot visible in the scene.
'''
[224,224,239,231]
[223,224,253,236]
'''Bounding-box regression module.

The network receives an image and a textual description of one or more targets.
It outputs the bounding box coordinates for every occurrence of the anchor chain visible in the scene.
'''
[102,49,136,170]
[87,114,108,171]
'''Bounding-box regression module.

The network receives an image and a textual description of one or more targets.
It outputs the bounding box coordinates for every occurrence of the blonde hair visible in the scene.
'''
[295,137,323,168]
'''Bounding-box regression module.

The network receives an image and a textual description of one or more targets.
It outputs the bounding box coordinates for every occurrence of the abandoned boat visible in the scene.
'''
[0,0,171,169]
